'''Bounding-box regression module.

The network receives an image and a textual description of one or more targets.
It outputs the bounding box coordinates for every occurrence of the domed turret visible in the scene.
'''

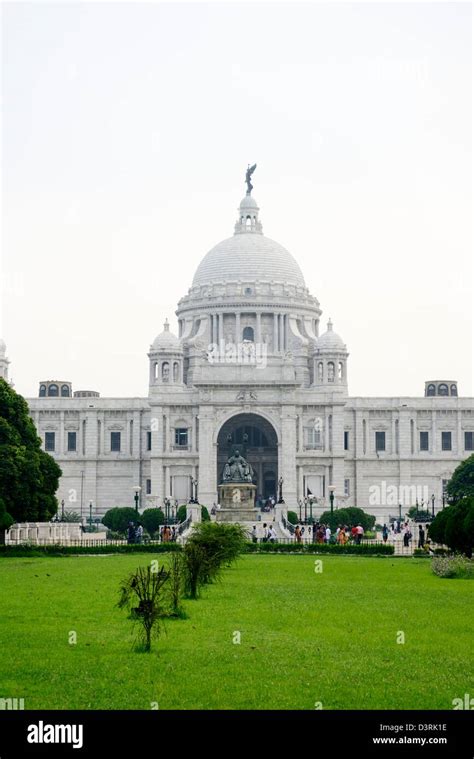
[148,320,183,389]
[312,319,349,391]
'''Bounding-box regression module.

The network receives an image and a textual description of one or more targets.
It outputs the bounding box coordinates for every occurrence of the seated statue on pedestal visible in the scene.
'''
[222,450,254,483]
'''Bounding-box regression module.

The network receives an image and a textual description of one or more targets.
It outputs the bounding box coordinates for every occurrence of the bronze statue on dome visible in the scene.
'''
[245,163,257,195]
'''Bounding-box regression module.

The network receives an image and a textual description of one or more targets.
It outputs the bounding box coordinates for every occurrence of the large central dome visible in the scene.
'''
[191,195,306,289]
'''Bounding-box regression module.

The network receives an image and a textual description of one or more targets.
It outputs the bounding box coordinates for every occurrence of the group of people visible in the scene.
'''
[250,523,278,543]
[256,496,276,512]
[381,521,429,549]
[127,521,143,545]
[294,522,365,545]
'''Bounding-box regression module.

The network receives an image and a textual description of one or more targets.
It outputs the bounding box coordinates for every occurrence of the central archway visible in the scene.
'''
[216,413,278,502]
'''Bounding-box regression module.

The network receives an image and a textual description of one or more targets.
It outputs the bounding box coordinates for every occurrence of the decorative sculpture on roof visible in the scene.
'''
[245,163,257,195]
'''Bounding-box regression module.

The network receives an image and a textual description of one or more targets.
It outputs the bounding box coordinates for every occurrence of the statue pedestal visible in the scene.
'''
[217,482,258,523]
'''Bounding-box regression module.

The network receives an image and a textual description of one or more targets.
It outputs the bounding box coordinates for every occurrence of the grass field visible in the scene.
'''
[0,554,472,710]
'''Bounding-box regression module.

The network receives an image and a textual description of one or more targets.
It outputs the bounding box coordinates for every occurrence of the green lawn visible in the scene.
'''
[0,554,472,710]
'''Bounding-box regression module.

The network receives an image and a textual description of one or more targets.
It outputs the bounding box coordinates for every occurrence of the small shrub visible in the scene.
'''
[103,507,139,534]
[166,551,187,617]
[201,506,211,522]
[287,511,298,525]
[176,505,187,524]
[431,554,474,579]
[140,508,164,535]
[118,565,170,651]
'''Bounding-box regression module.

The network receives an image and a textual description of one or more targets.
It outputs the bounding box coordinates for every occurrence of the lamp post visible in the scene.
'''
[398,502,402,523]
[309,496,314,524]
[329,485,335,516]
[61,499,65,521]
[298,499,302,523]
[431,493,435,518]
[133,486,142,514]
[89,501,93,532]
[304,497,308,523]
[415,498,419,517]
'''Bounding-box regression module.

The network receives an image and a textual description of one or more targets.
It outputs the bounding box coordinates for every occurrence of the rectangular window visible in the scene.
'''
[344,431,349,451]
[344,478,350,496]
[375,431,385,452]
[419,431,429,451]
[441,431,452,451]
[110,431,121,452]
[67,431,77,451]
[45,432,55,452]
[175,428,188,447]
[146,479,151,495]
[147,431,152,451]
[465,431,474,451]
[304,427,322,449]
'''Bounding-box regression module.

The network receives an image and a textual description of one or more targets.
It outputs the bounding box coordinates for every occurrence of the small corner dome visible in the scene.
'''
[317,319,346,351]
[239,195,259,210]
[151,320,182,352]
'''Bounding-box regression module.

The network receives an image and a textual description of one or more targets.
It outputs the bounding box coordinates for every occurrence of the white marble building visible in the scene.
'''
[5,189,473,523]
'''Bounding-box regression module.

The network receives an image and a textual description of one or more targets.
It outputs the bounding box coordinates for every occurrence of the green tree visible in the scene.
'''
[446,454,474,503]
[102,507,139,534]
[429,498,474,558]
[0,497,14,545]
[140,508,164,535]
[117,565,170,652]
[318,506,375,533]
[0,379,61,521]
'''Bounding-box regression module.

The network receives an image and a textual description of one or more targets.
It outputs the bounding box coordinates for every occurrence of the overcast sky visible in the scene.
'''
[2,2,472,399]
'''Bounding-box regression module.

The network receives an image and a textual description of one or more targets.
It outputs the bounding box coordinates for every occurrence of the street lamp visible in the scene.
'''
[89,501,93,531]
[133,486,142,514]
[61,499,65,521]
[415,498,419,516]
[309,496,314,524]
[431,493,435,518]
[304,497,308,523]
[329,485,335,516]
[398,502,402,523]
[298,499,302,523]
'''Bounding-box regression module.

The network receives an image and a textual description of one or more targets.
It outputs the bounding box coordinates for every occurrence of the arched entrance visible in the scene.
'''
[217,413,278,502]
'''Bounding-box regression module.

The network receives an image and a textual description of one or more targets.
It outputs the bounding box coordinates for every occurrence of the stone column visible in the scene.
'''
[457,409,462,455]
[150,406,164,507]
[197,409,217,506]
[192,412,197,453]
[256,312,261,344]
[280,407,297,509]
[298,414,303,452]
[279,314,285,352]
[298,465,304,500]
[165,466,171,498]
[432,410,437,454]
[165,414,171,453]
[218,313,224,343]
[273,313,278,351]
[235,313,241,343]
[59,411,64,454]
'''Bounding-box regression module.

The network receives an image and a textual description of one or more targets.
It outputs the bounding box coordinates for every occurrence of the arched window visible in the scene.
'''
[450,384,458,396]
[48,384,58,397]
[427,384,436,396]
[245,215,252,229]
[39,384,46,397]
[338,361,344,381]
[162,362,170,382]
[327,362,335,382]
[318,362,323,382]
[438,383,449,396]
[61,384,70,397]
[242,326,254,342]
[173,362,179,382]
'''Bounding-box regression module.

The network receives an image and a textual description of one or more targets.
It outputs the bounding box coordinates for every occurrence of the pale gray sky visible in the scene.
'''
[2,2,472,398]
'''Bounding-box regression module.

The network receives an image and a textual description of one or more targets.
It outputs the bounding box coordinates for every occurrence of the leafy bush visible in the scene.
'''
[182,522,247,598]
[201,506,210,522]
[102,507,139,533]
[176,505,187,523]
[140,508,164,534]
[61,511,82,523]
[166,551,186,617]
[244,542,394,555]
[317,507,375,533]
[407,507,432,521]
[429,498,474,558]
[413,548,430,558]
[0,543,182,557]
[431,555,474,579]
[287,511,298,525]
